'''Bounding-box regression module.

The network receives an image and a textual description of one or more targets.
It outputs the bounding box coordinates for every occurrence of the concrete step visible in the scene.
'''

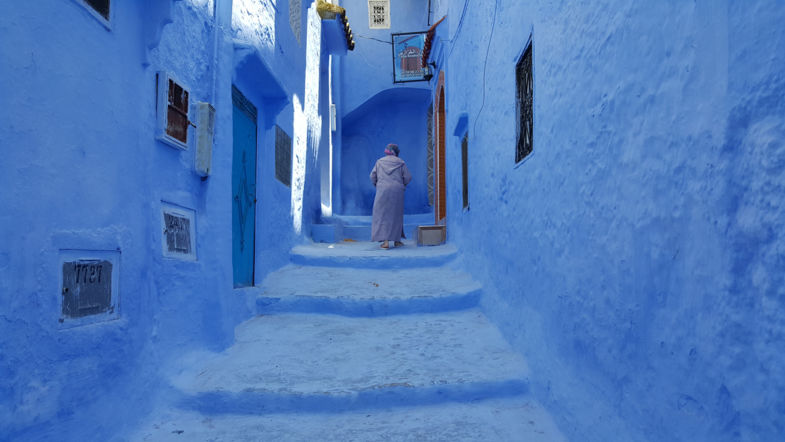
[255,264,481,316]
[133,397,566,441]
[168,310,530,415]
[290,239,457,269]
[342,223,421,242]
[311,213,438,243]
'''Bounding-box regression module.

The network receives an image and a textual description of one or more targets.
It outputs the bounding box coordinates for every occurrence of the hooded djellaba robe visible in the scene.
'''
[370,155,412,242]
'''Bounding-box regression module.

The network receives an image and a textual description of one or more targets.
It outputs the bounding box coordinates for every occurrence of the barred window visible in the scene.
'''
[368,0,390,29]
[161,203,197,261]
[164,213,192,255]
[275,126,293,187]
[516,41,533,163]
[461,133,469,209]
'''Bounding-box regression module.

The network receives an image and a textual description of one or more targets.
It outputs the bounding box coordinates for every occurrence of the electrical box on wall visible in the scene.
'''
[194,102,215,177]
[59,249,121,328]
[156,71,191,150]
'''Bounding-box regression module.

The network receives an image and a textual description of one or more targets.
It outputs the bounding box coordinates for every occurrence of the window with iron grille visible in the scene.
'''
[516,41,533,163]
[161,203,196,260]
[164,213,192,255]
[368,0,390,29]
[461,133,469,209]
[275,125,292,187]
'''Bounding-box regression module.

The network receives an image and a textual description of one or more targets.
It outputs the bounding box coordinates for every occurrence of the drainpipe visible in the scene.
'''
[211,0,232,102]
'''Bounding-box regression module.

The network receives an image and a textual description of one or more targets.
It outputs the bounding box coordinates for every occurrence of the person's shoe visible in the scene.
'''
[381,241,389,249]
[394,241,404,247]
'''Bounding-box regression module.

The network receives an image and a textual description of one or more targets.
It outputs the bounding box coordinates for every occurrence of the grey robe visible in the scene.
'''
[370,155,412,242]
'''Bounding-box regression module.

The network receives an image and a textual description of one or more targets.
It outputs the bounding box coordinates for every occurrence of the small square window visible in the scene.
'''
[161,202,197,261]
[368,0,390,29]
[156,72,191,150]
[516,41,533,163]
[275,125,293,187]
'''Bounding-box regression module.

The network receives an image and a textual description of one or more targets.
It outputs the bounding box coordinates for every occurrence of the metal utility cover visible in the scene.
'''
[62,259,113,318]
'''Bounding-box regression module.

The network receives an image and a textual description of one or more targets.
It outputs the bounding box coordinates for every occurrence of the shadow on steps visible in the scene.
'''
[177,379,529,415]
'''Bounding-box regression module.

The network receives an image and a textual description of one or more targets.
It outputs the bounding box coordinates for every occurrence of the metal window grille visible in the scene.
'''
[516,41,533,163]
[368,0,390,29]
[461,133,469,209]
[164,213,192,255]
[275,125,292,187]
[84,0,110,20]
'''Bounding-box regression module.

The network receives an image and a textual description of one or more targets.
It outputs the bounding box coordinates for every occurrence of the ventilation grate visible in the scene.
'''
[368,0,390,29]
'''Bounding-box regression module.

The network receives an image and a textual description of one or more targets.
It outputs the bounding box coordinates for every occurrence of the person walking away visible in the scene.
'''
[370,143,412,249]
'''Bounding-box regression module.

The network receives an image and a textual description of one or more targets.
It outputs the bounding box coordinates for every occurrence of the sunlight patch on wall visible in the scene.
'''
[322,56,334,217]
[291,5,325,234]
[305,3,323,163]
[291,94,307,234]
[232,0,276,50]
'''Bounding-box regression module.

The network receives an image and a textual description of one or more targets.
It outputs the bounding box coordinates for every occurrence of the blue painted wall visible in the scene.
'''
[436,0,785,440]
[333,0,432,216]
[0,0,326,439]
[340,88,432,215]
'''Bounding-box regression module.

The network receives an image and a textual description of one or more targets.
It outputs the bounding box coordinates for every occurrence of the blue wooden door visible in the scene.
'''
[232,86,257,287]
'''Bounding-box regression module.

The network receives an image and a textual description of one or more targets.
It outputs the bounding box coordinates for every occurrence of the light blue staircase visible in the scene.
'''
[131,241,565,441]
[311,213,435,243]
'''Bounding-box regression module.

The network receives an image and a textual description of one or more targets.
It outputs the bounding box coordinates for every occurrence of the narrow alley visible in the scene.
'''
[2,1,784,441]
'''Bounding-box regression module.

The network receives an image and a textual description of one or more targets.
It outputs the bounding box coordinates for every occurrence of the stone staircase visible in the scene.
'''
[132,240,565,441]
[310,213,434,243]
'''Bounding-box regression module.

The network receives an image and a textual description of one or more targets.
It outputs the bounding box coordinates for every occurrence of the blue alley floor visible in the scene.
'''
[131,240,565,441]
